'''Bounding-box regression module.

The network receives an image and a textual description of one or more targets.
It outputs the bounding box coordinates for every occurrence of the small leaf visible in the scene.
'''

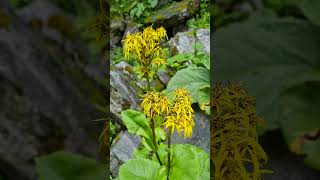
[149,0,158,8]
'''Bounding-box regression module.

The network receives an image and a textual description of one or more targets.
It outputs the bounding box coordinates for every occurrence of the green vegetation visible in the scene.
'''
[215,0,320,171]
[110,0,158,19]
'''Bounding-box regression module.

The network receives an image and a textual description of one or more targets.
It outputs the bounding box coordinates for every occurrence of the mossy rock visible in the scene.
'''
[0,10,10,29]
[144,0,194,26]
[47,15,76,40]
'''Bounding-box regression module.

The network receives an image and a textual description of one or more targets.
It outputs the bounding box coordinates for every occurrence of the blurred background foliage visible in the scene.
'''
[213,0,320,176]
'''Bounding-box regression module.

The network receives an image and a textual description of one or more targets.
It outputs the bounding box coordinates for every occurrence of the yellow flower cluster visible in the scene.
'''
[123,26,168,67]
[141,91,170,119]
[164,89,194,138]
[141,88,195,138]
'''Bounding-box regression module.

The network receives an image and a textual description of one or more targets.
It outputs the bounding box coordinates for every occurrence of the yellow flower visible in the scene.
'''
[164,88,194,138]
[156,27,168,40]
[141,91,170,119]
[123,26,168,77]
[153,57,166,66]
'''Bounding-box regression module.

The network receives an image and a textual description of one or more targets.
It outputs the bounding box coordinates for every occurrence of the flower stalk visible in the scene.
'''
[167,127,172,180]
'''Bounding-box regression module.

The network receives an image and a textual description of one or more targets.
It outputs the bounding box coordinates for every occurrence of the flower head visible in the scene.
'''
[141,91,170,119]
[164,88,194,138]
[123,26,168,78]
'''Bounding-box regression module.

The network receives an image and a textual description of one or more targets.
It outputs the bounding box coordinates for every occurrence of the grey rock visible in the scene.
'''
[0,5,104,180]
[16,0,66,22]
[110,70,140,110]
[196,29,210,54]
[157,70,171,85]
[171,111,210,153]
[16,0,79,46]
[111,16,125,47]
[110,88,128,120]
[168,28,210,56]
[110,131,141,177]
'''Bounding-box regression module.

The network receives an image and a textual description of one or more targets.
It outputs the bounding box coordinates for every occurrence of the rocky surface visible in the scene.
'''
[110,131,141,177]
[110,63,141,119]
[171,110,210,153]
[0,2,105,180]
[112,0,195,47]
[144,0,195,27]
[168,28,210,56]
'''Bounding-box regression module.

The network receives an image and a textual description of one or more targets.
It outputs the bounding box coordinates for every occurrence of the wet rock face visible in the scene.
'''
[0,3,104,180]
[168,28,210,56]
[110,131,141,177]
[171,111,210,153]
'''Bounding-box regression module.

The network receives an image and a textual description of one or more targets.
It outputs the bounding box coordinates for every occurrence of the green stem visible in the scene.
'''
[167,128,172,179]
[147,74,151,91]
[194,14,198,57]
[151,118,162,166]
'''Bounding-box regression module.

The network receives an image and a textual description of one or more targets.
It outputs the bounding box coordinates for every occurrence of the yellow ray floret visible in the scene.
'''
[141,91,170,119]
[164,88,194,138]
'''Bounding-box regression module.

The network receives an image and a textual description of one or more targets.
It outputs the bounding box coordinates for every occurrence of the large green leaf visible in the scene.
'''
[169,144,210,180]
[265,0,320,26]
[214,14,320,168]
[36,151,106,180]
[167,66,210,104]
[121,109,153,140]
[300,0,320,26]
[121,109,155,150]
[119,159,166,180]
[279,84,320,170]
[215,14,320,130]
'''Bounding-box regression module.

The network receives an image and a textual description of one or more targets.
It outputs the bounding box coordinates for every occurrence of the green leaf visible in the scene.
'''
[167,53,194,65]
[135,3,145,17]
[265,0,320,26]
[121,109,153,140]
[300,0,320,26]
[167,66,210,103]
[215,14,320,130]
[133,147,150,159]
[119,159,166,180]
[197,88,210,115]
[303,140,320,170]
[279,85,320,169]
[170,144,210,180]
[148,0,158,8]
[121,110,155,150]
[155,127,166,142]
[36,151,106,180]
[214,14,320,169]
[193,53,210,69]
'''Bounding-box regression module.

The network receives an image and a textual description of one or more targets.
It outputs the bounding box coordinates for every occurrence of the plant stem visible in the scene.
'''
[194,14,198,57]
[167,128,172,179]
[151,118,162,166]
[147,75,151,91]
